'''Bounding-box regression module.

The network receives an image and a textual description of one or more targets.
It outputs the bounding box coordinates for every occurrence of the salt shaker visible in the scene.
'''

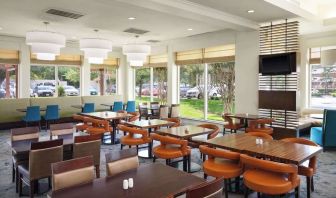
[128,178,134,188]
[260,138,263,144]
[123,179,129,190]
[256,138,260,144]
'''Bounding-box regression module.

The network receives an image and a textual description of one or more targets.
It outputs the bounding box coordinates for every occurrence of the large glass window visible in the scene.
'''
[180,64,205,119]
[90,67,117,96]
[135,68,150,106]
[153,67,167,104]
[30,65,80,97]
[0,64,18,99]
[310,47,336,108]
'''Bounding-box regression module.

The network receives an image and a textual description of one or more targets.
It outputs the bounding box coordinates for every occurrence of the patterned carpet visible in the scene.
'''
[0,129,335,198]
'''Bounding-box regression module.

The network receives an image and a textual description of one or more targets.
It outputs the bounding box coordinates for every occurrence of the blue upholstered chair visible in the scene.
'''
[126,101,136,113]
[22,106,41,128]
[83,103,95,113]
[44,105,60,129]
[112,101,123,112]
[310,109,336,150]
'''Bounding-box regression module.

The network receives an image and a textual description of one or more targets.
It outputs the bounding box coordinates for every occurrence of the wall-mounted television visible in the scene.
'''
[259,52,296,75]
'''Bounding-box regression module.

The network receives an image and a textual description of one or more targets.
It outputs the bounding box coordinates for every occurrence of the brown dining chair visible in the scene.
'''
[150,102,160,118]
[73,114,91,132]
[170,104,180,118]
[73,135,101,178]
[105,148,139,177]
[86,118,111,137]
[281,138,319,198]
[185,177,224,198]
[11,127,39,192]
[51,156,95,192]
[222,113,244,134]
[199,145,242,198]
[18,139,63,198]
[139,102,149,120]
[118,124,151,151]
[151,133,191,172]
[49,123,74,139]
[240,154,300,198]
[246,118,274,135]
[247,131,273,140]
[159,105,169,119]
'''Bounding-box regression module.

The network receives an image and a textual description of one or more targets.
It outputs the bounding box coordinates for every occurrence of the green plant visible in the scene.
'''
[58,86,65,97]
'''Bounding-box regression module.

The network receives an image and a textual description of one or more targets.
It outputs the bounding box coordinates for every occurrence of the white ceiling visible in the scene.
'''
[0,0,300,46]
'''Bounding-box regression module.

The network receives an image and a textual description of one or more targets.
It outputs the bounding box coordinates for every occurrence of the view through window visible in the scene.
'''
[90,67,117,96]
[0,64,18,99]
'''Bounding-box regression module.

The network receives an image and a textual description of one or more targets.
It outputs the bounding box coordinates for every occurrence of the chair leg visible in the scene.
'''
[183,156,187,172]
[224,179,229,198]
[203,173,207,179]
[244,186,249,198]
[95,165,100,178]
[128,145,131,148]
[311,176,315,192]
[120,144,123,150]
[187,155,191,173]
[235,176,240,193]
[166,159,170,166]
[295,186,300,198]
[257,192,261,198]
[307,176,311,198]
[12,163,15,182]
[30,180,35,198]
[48,177,51,189]
[153,156,156,163]
[18,174,22,196]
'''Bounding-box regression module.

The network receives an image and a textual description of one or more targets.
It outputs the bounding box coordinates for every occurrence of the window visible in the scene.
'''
[135,67,150,105]
[153,67,167,104]
[0,64,18,99]
[309,47,336,108]
[90,67,117,95]
[30,65,80,97]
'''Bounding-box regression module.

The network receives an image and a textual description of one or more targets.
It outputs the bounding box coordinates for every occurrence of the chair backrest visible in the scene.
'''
[198,124,220,139]
[170,104,180,118]
[52,156,95,192]
[25,106,41,122]
[73,114,85,122]
[126,101,136,113]
[165,117,181,128]
[83,103,95,113]
[105,148,139,177]
[74,135,101,166]
[129,112,140,122]
[323,109,336,146]
[159,105,169,119]
[50,123,74,137]
[222,113,234,125]
[150,102,159,109]
[247,132,273,140]
[11,126,39,143]
[199,145,240,162]
[113,101,123,112]
[29,139,63,180]
[185,177,224,198]
[45,105,59,120]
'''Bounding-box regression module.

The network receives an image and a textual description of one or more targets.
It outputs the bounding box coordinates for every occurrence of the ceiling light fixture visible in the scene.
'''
[247,10,255,13]
[122,35,150,67]
[26,22,66,61]
[128,17,136,20]
[80,29,112,64]
[187,28,193,31]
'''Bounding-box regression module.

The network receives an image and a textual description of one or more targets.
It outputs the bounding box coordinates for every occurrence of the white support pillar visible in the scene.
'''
[18,44,31,98]
[204,63,208,120]
[150,67,154,102]
[81,59,91,96]
[118,54,134,102]
[167,45,178,105]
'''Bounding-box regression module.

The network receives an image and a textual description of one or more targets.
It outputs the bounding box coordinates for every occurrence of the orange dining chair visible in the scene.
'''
[164,117,181,128]
[199,145,242,198]
[86,118,111,137]
[281,138,319,198]
[128,112,140,122]
[222,113,244,134]
[240,154,300,198]
[246,118,274,135]
[151,133,191,172]
[118,124,151,152]
[247,131,273,140]
[73,114,91,132]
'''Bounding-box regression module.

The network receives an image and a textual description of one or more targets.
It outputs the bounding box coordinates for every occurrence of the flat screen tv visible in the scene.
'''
[259,52,296,75]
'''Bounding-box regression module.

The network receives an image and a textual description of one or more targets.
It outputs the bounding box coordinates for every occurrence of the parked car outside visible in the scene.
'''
[64,86,79,96]
[186,87,201,99]
[209,87,222,98]
[34,86,54,97]
[180,85,190,98]
[0,88,5,98]
[90,87,98,95]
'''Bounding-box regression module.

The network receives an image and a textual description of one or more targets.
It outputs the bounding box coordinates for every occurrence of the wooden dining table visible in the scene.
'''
[205,133,323,165]
[51,163,204,198]
[123,119,175,158]
[79,111,132,144]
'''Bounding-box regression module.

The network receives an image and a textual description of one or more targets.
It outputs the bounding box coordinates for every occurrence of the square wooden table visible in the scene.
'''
[226,113,265,120]
[80,111,132,144]
[123,119,175,158]
[205,134,323,165]
[52,163,204,198]
[156,125,213,139]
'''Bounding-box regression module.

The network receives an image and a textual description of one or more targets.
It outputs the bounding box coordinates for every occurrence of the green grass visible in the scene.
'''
[136,96,230,121]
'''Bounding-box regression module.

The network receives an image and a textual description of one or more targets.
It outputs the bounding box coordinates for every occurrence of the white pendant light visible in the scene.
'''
[26,22,66,61]
[80,30,112,64]
[122,36,150,67]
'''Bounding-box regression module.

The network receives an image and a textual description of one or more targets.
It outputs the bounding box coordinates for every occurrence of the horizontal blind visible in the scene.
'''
[31,54,82,66]
[143,54,168,67]
[175,44,235,65]
[91,58,119,69]
[259,109,298,129]
[259,73,298,91]
[260,21,299,55]
[0,49,20,64]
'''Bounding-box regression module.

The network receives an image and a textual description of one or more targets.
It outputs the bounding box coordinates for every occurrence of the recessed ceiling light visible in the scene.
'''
[128,17,136,20]
[187,28,193,31]
[247,10,255,13]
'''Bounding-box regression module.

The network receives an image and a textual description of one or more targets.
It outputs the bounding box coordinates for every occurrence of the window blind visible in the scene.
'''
[0,49,20,64]
[175,44,235,65]
[31,54,82,66]
[143,54,168,68]
[91,58,119,69]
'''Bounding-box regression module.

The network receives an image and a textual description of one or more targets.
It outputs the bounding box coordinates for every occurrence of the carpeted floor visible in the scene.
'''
[0,129,335,198]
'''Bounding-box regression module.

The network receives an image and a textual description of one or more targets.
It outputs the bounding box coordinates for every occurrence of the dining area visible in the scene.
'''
[4,103,327,198]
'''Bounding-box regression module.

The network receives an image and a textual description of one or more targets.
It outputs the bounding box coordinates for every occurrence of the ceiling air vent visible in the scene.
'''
[46,9,84,19]
[147,40,160,43]
[123,28,149,35]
